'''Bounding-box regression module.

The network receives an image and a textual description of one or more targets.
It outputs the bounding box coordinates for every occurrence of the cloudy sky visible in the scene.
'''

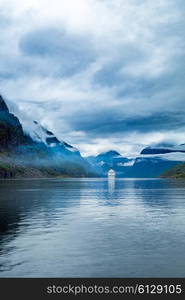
[0,0,184,156]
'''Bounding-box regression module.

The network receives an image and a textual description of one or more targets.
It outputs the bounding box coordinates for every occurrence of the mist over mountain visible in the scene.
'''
[0,95,95,178]
[1,94,185,179]
[87,150,130,176]
[141,145,185,155]
[87,145,185,178]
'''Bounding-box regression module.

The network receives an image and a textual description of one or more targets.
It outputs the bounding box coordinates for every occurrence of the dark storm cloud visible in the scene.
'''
[69,111,185,137]
[19,27,95,76]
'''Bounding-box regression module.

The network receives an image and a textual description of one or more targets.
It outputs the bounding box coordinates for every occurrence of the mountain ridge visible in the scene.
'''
[0,95,95,178]
[141,145,185,155]
[87,144,185,177]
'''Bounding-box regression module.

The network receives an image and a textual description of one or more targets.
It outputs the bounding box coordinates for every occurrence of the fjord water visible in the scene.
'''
[0,178,185,277]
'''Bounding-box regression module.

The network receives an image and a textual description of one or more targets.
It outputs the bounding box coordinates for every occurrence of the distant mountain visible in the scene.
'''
[96,150,121,161]
[141,144,185,155]
[88,145,185,178]
[0,95,95,178]
[87,150,133,176]
[131,156,183,178]
[87,150,121,165]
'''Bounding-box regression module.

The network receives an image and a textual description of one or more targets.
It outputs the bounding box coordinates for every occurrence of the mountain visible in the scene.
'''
[87,150,133,176]
[28,120,80,155]
[0,95,31,150]
[131,155,183,178]
[26,120,95,177]
[141,144,185,155]
[0,95,95,178]
[161,163,185,178]
[88,145,185,178]
[87,150,121,165]
[0,95,9,111]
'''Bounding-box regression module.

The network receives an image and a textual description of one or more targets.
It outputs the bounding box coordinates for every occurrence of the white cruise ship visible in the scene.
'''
[108,169,116,179]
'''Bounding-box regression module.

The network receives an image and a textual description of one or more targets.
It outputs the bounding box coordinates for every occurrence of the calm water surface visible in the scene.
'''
[0,178,185,277]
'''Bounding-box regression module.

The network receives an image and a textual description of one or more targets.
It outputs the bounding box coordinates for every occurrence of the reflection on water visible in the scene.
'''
[0,178,185,277]
[108,177,115,194]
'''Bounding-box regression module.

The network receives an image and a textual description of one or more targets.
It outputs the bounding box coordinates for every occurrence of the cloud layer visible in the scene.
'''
[0,0,184,156]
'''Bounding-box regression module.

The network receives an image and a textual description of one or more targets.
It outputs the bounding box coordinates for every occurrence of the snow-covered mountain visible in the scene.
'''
[131,145,185,177]
[28,120,80,155]
[0,95,95,177]
[88,145,185,177]
[87,150,134,176]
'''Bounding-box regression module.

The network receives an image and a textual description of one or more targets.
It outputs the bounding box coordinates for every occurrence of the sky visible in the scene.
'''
[0,0,185,156]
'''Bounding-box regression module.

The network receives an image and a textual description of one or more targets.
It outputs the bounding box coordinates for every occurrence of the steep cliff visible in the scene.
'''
[0,95,30,150]
[0,95,95,178]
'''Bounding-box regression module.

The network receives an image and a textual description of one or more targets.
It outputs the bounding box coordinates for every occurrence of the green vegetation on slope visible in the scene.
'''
[161,163,185,178]
[0,152,94,178]
[0,155,65,178]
